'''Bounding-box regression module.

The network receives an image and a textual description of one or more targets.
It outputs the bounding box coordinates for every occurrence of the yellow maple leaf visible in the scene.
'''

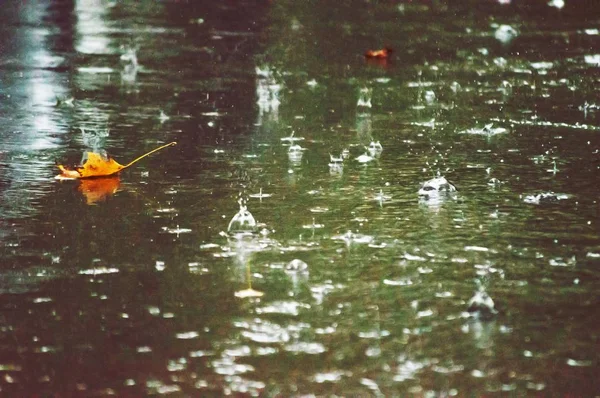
[56,142,176,179]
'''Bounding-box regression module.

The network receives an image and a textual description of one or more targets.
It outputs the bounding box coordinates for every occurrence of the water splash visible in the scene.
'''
[248,188,272,200]
[418,176,457,199]
[494,24,519,45]
[227,199,257,233]
[357,87,372,108]
[466,282,498,319]
[120,45,138,84]
[256,65,281,118]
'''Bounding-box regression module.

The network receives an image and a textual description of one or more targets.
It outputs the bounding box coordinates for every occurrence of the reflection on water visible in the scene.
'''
[78,176,120,205]
[1,0,600,396]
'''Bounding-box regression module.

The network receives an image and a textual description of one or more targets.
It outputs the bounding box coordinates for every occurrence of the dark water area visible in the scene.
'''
[1,0,599,395]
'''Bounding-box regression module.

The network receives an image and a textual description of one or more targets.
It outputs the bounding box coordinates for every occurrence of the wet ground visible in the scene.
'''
[1,0,599,396]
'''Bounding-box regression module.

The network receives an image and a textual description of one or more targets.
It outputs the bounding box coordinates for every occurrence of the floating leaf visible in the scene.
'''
[364,47,393,59]
[56,142,176,179]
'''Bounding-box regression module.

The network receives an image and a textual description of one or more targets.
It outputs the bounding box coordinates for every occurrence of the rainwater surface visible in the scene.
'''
[0,0,599,396]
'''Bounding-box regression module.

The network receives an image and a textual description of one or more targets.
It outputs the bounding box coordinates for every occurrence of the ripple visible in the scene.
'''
[175,331,199,340]
[189,350,215,358]
[464,246,489,252]
[383,278,413,286]
[78,267,119,275]
[239,320,291,344]
[224,376,266,396]
[212,358,255,375]
[284,341,326,354]
[394,356,428,382]
[313,370,349,383]
[161,226,192,234]
[223,346,251,357]
[256,301,310,316]
[566,358,593,367]
[358,329,390,339]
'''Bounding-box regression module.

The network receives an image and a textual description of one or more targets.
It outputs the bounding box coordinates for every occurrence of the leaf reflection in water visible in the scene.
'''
[78,176,120,205]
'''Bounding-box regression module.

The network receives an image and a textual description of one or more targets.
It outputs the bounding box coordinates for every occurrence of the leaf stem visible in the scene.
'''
[123,142,177,169]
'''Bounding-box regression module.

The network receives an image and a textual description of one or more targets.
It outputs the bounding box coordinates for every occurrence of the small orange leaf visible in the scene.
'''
[79,177,121,205]
[56,142,176,179]
[365,47,393,59]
